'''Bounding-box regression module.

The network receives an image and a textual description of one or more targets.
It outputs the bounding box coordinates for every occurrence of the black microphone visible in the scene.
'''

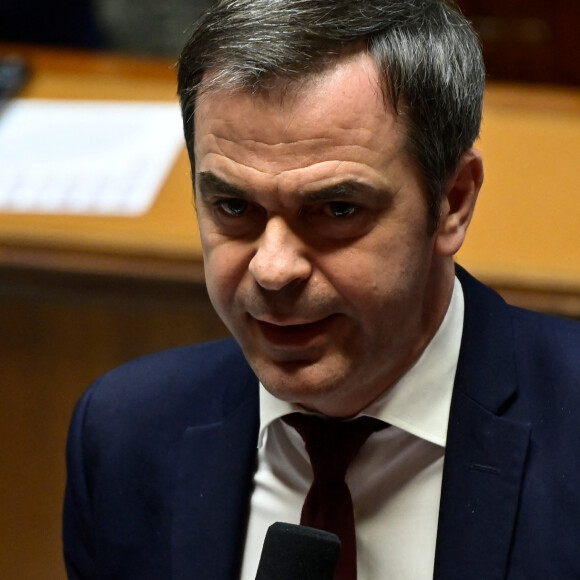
[255,522,341,580]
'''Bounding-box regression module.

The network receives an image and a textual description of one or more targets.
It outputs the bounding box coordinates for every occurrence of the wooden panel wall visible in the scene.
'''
[458,0,580,85]
[0,269,228,579]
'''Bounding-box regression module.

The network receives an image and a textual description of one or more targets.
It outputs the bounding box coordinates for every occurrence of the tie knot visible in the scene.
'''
[283,413,386,482]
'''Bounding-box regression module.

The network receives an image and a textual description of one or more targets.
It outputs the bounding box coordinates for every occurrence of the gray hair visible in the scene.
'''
[178,0,485,231]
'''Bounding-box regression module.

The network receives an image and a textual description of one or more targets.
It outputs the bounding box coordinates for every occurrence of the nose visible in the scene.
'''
[248,217,312,290]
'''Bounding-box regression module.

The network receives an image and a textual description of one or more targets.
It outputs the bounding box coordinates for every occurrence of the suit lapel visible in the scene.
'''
[171,387,259,580]
[433,267,532,579]
[434,392,530,579]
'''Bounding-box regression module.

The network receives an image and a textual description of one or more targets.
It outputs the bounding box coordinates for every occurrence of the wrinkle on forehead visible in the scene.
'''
[212,130,386,159]
[201,129,395,181]
[199,102,393,147]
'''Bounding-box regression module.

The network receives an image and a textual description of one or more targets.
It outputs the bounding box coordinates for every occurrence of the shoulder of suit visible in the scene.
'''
[510,305,580,368]
[76,337,257,433]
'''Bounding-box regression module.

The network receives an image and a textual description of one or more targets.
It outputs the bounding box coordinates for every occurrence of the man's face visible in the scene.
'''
[194,53,455,417]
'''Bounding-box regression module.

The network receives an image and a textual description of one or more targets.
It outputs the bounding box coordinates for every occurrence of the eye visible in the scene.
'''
[325,201,358,218]
[217,198,248,216]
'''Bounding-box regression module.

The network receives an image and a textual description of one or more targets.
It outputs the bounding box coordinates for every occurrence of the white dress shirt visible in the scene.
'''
[240,277,464,579]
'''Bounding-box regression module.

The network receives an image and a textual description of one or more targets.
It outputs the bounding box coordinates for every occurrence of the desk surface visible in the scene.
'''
[1,44,579,314]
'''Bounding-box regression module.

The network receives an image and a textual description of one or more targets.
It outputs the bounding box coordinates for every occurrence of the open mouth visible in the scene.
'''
[255,316,336,348]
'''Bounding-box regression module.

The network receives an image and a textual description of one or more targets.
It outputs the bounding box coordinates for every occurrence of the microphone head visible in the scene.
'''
[255,522,341,580]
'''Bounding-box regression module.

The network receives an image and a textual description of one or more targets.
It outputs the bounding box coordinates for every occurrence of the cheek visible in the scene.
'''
[324,238,409,297]
[334,266,380,302]
[323,234,432,316]
[203,243,251,307]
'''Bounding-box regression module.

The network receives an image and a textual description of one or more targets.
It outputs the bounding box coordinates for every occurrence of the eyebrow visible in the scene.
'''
[302,181,393,204]
[197,172,253,200]
[196,171,394,204]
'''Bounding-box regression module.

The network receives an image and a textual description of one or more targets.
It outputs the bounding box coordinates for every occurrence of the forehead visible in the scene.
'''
[193,52,408,188]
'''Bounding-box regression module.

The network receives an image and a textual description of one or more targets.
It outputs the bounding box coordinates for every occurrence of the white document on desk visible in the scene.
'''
[0,99,184,216]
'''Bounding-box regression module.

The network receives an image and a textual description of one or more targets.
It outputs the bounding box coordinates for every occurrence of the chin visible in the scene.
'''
[255,360,359,416]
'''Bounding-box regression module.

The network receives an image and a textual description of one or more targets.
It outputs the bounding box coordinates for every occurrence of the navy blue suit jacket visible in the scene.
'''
[63,267,580,579]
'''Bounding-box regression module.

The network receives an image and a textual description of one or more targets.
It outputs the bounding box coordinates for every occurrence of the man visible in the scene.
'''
[63,1,580,578]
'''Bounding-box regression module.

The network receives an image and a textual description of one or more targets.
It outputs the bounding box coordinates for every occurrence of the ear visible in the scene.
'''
[434,148,484,257]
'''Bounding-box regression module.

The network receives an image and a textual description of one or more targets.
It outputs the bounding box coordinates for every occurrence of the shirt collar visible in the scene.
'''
[258,276,464,448]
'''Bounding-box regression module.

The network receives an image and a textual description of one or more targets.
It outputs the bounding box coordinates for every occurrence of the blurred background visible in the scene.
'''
[1,0,579,82]
[0,0,210,56]
[1,1,579,579]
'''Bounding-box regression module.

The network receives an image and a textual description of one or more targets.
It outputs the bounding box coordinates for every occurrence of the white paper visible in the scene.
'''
[0,99,184,216]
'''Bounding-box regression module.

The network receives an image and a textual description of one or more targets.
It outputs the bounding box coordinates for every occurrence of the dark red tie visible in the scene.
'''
[283,413,386,580]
